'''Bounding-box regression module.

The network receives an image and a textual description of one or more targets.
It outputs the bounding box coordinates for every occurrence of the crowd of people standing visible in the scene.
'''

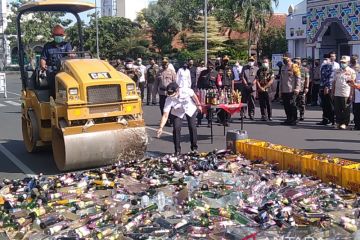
[110,52,360,154]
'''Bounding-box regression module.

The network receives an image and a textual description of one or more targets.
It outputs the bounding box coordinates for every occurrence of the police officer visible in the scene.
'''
[241,56,259,120]
[40,25,73,98]
[122,58,142,83]
[255,57,274,121]
[295,58,310,121]
[157,82,202,155]
[153,57,177,127]
[197,60,217,127]
[280,55,301,126]
[146,58,159,105]
[218,55,234,89]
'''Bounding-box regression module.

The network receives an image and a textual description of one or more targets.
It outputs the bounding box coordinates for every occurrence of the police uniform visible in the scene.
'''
[280,60,301,125]
[153,64,177,118]
[296,66,310,120]
[241,62,259,119]
[163,84,198,154]
[146,63,159,105]
[256,67,274,120]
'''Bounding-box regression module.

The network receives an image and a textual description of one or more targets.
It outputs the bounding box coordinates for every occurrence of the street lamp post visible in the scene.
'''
[204,0,208,67]
[0,13,7,71]
[95,0,100,59]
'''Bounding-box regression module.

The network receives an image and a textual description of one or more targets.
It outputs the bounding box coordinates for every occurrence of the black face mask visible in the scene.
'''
[283,60,289,65]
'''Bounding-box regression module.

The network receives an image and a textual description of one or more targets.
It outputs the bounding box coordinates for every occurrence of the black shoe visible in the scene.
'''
[299,117,304,121]
[281,120,290,125]
[249,116,255,121]
[207,124,211,128]
[152,102,157,105]
[268,117,273,121]
[316,120,329,125]
[146,102,150,106]
[261,116,267,121]
[289,121,297,126]
[191,146,198,151]
[174,152,181,156]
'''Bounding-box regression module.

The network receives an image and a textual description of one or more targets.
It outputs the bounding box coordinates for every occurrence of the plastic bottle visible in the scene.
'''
[157,192,166,212]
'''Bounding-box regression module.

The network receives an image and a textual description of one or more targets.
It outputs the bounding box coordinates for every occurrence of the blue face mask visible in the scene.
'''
[341,63,348,69]
[54,36,64,44]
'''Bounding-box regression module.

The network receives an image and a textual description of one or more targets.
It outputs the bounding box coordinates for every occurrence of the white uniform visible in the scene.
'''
[176,68,192,89]
[163,88,197,118]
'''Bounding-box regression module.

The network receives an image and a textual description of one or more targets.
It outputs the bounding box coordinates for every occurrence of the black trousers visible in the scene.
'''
[159,95,167,116]
[243,88,255,117]
[282,92,297,122]
[139,82,145,101]
[258,91,272,118]
[173,112,198,153]
[319,89,334,123]
[197,106,210,125]
[353,103,360,129]
[333,96,350,126]
[311,82,320,105]
[147,82,156,104]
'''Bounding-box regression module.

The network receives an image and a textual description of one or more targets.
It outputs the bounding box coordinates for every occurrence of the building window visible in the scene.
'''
[290,28,294,37]
[302,16,307,25]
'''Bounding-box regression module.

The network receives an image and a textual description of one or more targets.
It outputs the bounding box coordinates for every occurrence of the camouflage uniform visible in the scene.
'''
[296,66,310,120]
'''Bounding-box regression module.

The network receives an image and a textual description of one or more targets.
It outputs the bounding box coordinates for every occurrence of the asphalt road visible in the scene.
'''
[0,73,359,179]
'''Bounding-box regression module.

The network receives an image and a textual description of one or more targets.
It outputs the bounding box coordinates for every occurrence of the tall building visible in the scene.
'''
[286,0,360,60]
[0,0,10,68]
[101,0,155,20]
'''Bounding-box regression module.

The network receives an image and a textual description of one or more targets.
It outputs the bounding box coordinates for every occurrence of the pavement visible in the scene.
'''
[0,73,359,179]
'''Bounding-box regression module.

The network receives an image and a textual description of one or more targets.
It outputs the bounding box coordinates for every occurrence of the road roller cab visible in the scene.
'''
[17,0,147,171]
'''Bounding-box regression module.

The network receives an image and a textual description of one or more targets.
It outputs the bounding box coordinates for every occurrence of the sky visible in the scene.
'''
[274,0,304,13]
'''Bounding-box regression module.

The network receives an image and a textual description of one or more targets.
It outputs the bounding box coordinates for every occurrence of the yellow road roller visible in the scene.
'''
[17,0,147,171]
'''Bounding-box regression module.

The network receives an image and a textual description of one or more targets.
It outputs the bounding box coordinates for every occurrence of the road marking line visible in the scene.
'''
[0,103,5,107]
[146,126,172,136]
[6,91,21,96]
[5,101,21,106]
[0,143,36,177]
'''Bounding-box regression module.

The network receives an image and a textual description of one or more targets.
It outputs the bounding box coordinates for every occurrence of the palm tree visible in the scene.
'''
[240,0,279,56]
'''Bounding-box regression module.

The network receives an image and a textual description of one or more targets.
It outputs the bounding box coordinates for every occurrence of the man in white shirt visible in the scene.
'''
[329,51,340,90]
[136,58,147,102]
[332,56,356,129]
[176,63,192,89]
[157,82,202,155]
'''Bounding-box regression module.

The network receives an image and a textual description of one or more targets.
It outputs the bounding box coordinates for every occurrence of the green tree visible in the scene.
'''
[5,0,71,63]
[141,2,182,54]
[240,0,279,56]
[68,15,144,59]
[258,26,287,58]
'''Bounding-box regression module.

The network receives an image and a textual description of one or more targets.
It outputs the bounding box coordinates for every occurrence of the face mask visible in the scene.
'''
[262,63,269,69]
[340,63,348,69]
[137,61,142,65]
[126,64,133,69]
[248,61,254,67]
[235,63,240,67]
[302,63,307,67]
[54,36,64,44]
[283,60,289,65]
[351,60,357,66]
[162,64,168,69]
